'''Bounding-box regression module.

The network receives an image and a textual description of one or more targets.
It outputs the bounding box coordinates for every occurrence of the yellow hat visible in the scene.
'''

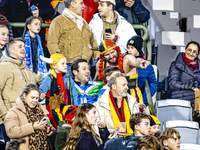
[150,115,161,126]
[49,53,65,68]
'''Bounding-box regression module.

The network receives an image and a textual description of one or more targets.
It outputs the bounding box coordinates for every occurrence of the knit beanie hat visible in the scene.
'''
[149,115,161,126]
[50,52,65,68]
[127,35,143,55]
[0,15,9,29]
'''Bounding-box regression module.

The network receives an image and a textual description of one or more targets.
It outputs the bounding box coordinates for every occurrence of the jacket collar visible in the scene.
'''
[15,97,49,115]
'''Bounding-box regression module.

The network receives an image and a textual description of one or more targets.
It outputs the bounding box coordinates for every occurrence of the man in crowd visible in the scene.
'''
[0,38,43,142]
[126,112,151,150]
[95,40,149,103]
[89,0,136,53]
[71,59,104,105]
[48,0,100,77]
[95,73,146,135]
[115,0,150,35]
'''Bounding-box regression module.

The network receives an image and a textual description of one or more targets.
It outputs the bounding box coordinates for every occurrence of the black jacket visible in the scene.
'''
[126,134,140,150]
[115,0,150,35]
[0,0,54,37]
[75,127,110,150]
[168,53,200,107]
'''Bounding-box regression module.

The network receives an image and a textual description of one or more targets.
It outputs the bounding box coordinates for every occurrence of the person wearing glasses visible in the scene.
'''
[168,41,200,119]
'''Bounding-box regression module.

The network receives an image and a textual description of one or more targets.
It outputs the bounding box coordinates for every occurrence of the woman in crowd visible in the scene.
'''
[23,16,47,77]
[4,83,56,150]
[65,103,116,150]
[0,24,9,59]
[168,41,200,114]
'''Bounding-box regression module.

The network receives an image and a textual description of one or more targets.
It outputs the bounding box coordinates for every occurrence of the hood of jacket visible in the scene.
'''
[0,56,27,69]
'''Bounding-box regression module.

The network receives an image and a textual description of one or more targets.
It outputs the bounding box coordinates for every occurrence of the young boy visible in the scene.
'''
[126,112,151,150]
[137,135,162,150]
[39,53,78,128]
[159,128,181,150]
[149,115,161,137]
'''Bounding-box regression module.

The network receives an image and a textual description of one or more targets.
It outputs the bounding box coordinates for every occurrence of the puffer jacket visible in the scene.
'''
[168,52,200,107]
[115,0,150,35]
[95,89,139,133]
[47,8,99,63]
[0,56,43,124]
[126,134,140,150]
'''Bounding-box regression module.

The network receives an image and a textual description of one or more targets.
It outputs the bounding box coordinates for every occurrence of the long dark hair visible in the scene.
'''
[22,16,43,38]
[65,103,102,150]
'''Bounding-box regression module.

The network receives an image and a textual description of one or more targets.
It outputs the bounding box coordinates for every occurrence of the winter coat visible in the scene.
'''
[126,134,140,150]
[115,0,150,35]
[47,9,99,64]
[0,0,54,37]
[0,43,9,59]
[137,65,157,105]
[0,56,43,124]
[39,72,78,106]
[95,89,139,133]
[4,98,51,148]
[89,11,137,53]
[168,52,200,107]
[75,128,110,150]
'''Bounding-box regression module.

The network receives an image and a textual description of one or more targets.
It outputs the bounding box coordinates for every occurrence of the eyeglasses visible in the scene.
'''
[186,48,198,55]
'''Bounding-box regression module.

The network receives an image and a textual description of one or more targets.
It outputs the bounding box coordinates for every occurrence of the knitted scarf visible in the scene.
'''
[23,101,52,150]
[108,91,133,136]
[24,31,47,77]
[182,53,198,71]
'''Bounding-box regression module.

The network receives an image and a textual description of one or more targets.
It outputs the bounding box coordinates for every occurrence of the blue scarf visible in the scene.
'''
[24,31,47,77]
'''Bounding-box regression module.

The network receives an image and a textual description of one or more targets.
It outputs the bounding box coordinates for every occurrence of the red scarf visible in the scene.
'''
[182,53,198,71]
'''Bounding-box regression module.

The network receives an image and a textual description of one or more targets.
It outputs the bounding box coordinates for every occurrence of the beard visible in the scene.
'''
[116,90,127,97]
[107,55,118,65]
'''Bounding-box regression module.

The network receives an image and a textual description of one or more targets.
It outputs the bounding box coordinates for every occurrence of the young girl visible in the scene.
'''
[65,103,116,150]
[23,16,47,77]
[0,24,9,59]
[39,53,78,128]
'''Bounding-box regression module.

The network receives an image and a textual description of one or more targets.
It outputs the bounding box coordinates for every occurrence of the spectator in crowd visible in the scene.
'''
[0,0,54,37]
[137,135,162,150]
[149,115,161,137]
[126,112,151,150]
[127,35,157,106]
[89,0,137,53]
[96,73,146,135]
[71,59,104,105]
[0,24,9,59]
[95,40,149,104]
[168,41,200,115]
[97,66,121,99]
[23,16,47,76]
[159,128,181,150]
[48,0,100,77]
[0,14,13,40]
[65,103,116,150]
[115,0,150,35]
[0,38,43,143]
[5,139,28,150]
[4,83,56,150]
[39,53,78,128]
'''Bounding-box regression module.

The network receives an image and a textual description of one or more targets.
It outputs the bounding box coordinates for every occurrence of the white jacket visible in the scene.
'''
[89,11,137,53]
[95,89,139,133]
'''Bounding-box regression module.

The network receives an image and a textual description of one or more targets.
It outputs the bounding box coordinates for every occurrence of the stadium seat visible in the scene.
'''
[180,143,200,150]
[155,99,193,126]
[163,120,199,144]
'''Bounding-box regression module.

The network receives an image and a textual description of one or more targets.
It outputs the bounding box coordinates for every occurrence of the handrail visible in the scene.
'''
[10,22,51,28]
[132,24,149,41]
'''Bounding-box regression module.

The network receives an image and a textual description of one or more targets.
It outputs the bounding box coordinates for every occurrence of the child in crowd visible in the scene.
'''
[39,53,78,128]
[23,16,47,76]
[126,112,151,150]
[0,24,9,59]
[159,128,181,150]
[126,35,157,106]
[149,115,161,137]
[137,135,162,150]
